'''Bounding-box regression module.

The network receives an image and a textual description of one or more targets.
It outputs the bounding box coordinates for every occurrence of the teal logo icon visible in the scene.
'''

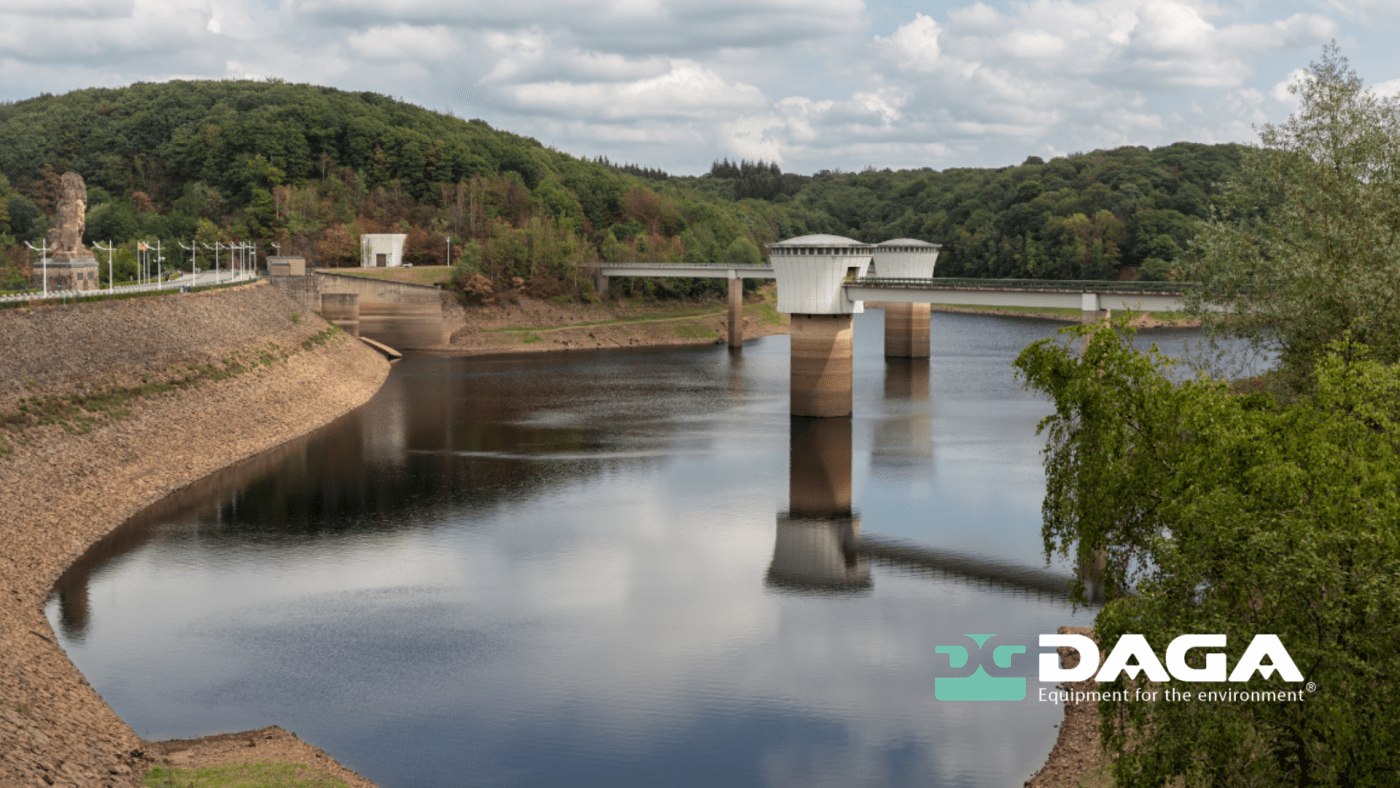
[935,634,1027,701]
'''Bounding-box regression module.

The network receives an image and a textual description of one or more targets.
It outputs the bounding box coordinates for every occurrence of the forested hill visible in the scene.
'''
[731,143,1245,280]
[0,79,1244,291]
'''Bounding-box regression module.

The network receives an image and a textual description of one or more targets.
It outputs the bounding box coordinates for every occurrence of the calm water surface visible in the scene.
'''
[48,312,1232,787]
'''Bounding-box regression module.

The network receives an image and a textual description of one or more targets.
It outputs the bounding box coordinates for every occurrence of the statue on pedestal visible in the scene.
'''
[35,172,99,292]
[46,172,90,261]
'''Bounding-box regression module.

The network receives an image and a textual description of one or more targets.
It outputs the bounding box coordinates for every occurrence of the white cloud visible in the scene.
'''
[0,0,1387,174]
[508,60,768,121]
[878,13,942,73]
[347,24,458,62]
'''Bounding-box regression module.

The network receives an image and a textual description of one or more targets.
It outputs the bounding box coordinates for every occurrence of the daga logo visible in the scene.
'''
[934,634,1027,701]
[934,632,1304,702]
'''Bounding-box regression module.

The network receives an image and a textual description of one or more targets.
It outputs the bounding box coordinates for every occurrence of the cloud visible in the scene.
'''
[0,0,1372,175]
[507,60,768,121]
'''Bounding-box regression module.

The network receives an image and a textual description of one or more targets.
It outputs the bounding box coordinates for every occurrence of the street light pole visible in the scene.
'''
[94,241,115,293]
[179,241,197,286]
[203,242,220,285]
[23,240,48,296]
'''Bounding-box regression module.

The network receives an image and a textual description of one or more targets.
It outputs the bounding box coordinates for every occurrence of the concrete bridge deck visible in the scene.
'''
[595,264,1194,312]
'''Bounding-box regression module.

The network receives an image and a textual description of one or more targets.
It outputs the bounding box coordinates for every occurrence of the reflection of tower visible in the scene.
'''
[873,358,933,474]
[766,417,870,592]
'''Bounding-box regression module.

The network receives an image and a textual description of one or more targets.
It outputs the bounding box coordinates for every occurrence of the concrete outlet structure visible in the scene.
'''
[767,234,872,417]
[320,292,361,337]
[871,239,940,358]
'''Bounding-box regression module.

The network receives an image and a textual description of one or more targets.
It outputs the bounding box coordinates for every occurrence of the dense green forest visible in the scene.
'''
[0,80,1243,292]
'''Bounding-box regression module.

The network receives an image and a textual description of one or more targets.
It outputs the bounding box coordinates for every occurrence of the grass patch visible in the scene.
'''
[144,761,354,788]
[520,333,542,344]
[746,300,785,327]
[483,306,724,334]
[672,323,718,339]
[0,326,343,461]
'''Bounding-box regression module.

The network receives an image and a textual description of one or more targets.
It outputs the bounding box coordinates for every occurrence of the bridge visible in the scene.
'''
[599,236,1195,418]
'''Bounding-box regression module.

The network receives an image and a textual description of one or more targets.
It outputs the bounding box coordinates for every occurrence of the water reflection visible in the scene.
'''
[874,358,933,474]
[768,418,869,592]
[46,314,1257,788]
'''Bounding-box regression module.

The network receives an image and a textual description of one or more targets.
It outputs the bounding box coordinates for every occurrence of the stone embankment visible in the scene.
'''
[0,282,388,788]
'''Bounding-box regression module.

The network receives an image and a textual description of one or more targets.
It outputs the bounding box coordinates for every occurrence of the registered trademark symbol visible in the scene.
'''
[1306,682,1317,692]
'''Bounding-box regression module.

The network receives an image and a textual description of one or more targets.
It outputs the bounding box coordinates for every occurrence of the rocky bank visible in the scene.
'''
[0,282,388,788]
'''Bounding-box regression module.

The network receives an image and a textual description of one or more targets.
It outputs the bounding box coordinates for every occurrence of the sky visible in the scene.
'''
[1,0,1398,175]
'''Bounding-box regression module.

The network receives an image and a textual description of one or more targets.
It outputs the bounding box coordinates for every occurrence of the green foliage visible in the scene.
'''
[144,761,353,788]
[0,79,1248,299]
[1188,44,1400,391]
[1015,322,1400,787]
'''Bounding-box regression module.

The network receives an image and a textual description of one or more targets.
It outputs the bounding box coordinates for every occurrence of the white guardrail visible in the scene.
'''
[0,272,259,303]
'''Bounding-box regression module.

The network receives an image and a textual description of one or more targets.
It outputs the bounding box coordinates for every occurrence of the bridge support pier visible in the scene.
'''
[791,314,854,418]
[1080,293,1111,325]
[884,302,930,358]
[728,278,744,348]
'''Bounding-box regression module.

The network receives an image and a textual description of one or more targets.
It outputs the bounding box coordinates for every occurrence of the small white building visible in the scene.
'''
[361,234,408,267]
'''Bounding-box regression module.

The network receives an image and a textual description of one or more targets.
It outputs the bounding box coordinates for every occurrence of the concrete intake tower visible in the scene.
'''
[766,235,873,418]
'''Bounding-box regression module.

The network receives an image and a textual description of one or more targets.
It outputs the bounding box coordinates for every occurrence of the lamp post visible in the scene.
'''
[179,240,197,285]
[23,240,48,296]
[202,242,220,284]
[94,241,115,293]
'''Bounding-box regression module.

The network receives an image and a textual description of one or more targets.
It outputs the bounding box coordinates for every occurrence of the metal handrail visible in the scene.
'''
[597,262,774,270]
[0,272,259,303]
[852,277,1196,293]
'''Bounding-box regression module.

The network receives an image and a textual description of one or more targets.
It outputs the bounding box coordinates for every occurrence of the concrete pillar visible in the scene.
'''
[1079,293,1111,353]
[321,292,361,337]
[728,277,744,348]
[884,302,931,358]
[1079,292,1111,324]
[790,313,854,418]
[594,271,610,300]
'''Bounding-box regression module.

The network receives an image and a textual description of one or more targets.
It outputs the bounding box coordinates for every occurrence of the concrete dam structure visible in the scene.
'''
[270,272,446,350]
[601,235,1196,420]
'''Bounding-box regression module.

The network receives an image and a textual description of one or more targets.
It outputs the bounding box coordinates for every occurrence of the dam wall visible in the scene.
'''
[269,273,447,349]
[0,282,389,787]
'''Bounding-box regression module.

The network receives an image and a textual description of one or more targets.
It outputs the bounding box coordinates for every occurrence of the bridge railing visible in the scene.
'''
[0,272,259,304]
[854,277,1196,293]
[596,262,773,271]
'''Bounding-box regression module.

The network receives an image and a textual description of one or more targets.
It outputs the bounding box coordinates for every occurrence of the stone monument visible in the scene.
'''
[37,172,100,292]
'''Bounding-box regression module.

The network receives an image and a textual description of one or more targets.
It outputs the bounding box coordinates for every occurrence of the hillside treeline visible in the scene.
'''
[0,80,1243,293]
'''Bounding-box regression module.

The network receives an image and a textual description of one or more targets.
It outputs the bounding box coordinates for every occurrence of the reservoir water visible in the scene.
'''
[47,311,1228,787]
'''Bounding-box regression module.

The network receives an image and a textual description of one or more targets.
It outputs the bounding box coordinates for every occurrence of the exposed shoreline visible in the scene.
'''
[0,283,389,787]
